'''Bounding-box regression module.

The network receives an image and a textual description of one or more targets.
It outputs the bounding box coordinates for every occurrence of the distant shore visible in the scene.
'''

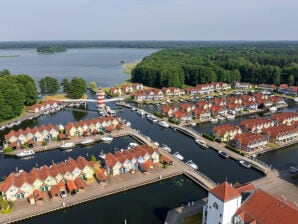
[122,61,139,75]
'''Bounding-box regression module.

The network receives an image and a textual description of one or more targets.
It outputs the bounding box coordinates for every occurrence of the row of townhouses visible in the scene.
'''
[104,145,160,175]
[4,116,123,148]
[133,82,232,102]
[109,83,144,96]
[0,156,95,201]
[27,100,62,113]
[212,112,298,151]
[158,93,286,123]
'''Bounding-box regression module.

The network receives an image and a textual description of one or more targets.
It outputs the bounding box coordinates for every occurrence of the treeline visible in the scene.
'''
[131,47,298,88]
[37,46,66,53]
[1,40,298,49]
[0,69,38,122]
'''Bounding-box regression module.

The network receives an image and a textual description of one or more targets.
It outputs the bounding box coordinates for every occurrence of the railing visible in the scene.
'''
[248,157,272,169]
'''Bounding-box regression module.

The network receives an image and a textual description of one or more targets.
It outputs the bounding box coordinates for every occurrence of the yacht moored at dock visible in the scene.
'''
[218,151,230,159]
[60,142,75,150]
[239,160,251,168]
[80,138,95,146]
[158,120,170,128]
[173,152,184,160]
[161,144,172,153]
[16,149,35,158]
[195,139,208,149]
[186,160,198,170]
[101,136,113,143]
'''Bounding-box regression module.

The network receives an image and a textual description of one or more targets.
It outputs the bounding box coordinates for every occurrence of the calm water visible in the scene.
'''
[23,175,206,224]
[0,48,296,223]
[0,48,156,86]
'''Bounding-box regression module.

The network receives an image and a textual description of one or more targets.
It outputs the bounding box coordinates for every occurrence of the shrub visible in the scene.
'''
[202,133,214,141]
[4,147,13,153]
[41,141,47,146]
[154,112,162,118]
[168,118,180,125]
[225,145,247,156]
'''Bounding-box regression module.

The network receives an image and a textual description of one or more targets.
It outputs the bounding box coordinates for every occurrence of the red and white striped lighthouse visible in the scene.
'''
[97,88,105,108]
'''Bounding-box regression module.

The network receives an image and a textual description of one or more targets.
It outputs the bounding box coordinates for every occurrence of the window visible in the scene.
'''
[213,202,218,210]
[220,213,222,217]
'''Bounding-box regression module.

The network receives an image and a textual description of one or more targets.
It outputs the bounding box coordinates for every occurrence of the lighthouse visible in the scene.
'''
[97,88,105,108]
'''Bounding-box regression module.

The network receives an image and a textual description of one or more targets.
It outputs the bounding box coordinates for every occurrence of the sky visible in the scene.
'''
[0,0,297,41]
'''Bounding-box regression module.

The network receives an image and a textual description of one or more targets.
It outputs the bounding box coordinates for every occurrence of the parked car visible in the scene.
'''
[60,191,67,199]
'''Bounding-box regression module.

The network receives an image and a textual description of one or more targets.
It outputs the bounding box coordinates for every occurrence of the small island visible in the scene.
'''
[37,46,67,54]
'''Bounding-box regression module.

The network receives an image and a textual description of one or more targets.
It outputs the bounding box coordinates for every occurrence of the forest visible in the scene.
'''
[37,46,66,53]
[0,70,38,122]
[131,46,298,88]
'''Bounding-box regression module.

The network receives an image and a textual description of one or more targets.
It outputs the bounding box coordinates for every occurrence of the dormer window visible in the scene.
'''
[213,202,218,210]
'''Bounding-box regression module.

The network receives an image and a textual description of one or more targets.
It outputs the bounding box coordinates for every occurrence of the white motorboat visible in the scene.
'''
[6,123,14,128]
[101,136,113,142]
[226,114,235,120]
[269,106,277,113]
[186,160,198,170]
[158,120,170,128]
[16,149,35,158]
[126,121,131,127]
[129,142,138,148]
[99,150,106,159]
[173,152,184,160]
[13,120,21,126]
[80,138,95,146]
[137,109,145,116]
[153,141,160,147]
[293,97,298,104]
[28,116,34,120]
[60,142,75,150]
[195,139,208,149]
[161,144,172,153]
[217,116,226,121]
[147,115,158,123]
[239,160,251,168]
[289,166,298,174]
[218,151,229,159]
[43,110,50,115]
[0,126,6,131]
[210,118,218,123]
[190,122,196,127]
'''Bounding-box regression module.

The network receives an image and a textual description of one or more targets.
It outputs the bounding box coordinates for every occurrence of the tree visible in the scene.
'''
[14,74,38,106]
[90,154,97,163]
[288,75,295,86]
[67,77,87,99]
[0,69,11,76]
[89,81,97,90]
[39,77,59,95]
[61,78,70,93]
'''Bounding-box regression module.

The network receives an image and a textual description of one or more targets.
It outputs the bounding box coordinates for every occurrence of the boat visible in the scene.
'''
[289,166,298,174]
[239,160,251,168]
[16,149,35,158]
[137,110,145,116]
[129,142,138,148]
[28,116,34,120]
[190,122,196,127]
[101,136,113,142]
[210,118,218,123]
[80,138,95,146]
[147,115,158,123]
[126,121,131,127]
[158,120,170,128]
[13,120,21,126]
[195,139,208,149]
[0,146,3,153]
[173,152,184,160]
[218,151,229,159]
[226,114,235,120]
[0,126,6,131]
[161,144,172,153]
[217,116,226,121]
[186,160,198,170]
[99,150,106,159]
[153,141,160,147]
[43,110,50,115]
[269,106,277,113]
[6,123,14,128]
[293,97,298,104]
[60,142,75,150]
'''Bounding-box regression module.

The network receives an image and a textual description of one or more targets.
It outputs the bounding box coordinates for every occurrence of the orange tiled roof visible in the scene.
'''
[235,189,298,224]
[210,182,241,202]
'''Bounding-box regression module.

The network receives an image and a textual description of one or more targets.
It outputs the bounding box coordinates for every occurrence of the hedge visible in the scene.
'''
[225,145,247,156]
[202,133,215,141]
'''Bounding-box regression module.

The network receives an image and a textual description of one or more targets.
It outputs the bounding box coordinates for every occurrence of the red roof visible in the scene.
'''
[66,180,78,192]
[95,170,107,181]
[235,189,298,224]
[160,155,173,164]
[210,182,241,202]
